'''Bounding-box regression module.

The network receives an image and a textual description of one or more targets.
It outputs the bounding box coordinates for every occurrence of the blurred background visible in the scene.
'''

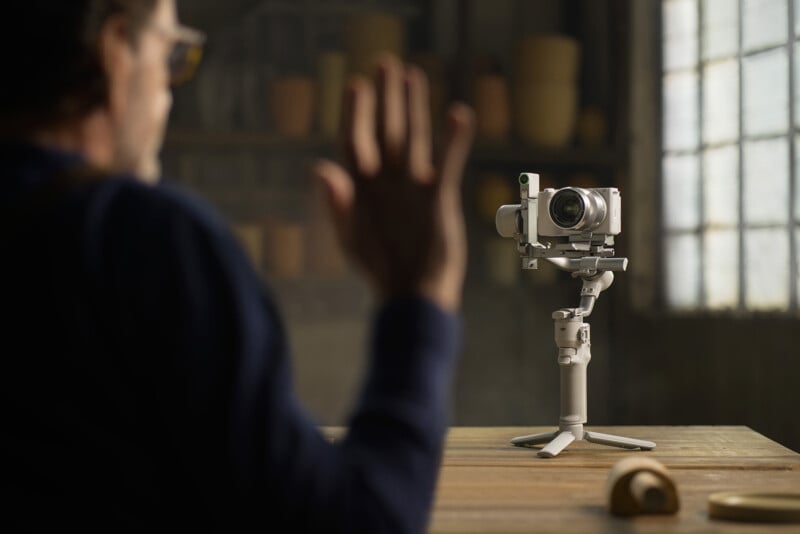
[165,0,800,452]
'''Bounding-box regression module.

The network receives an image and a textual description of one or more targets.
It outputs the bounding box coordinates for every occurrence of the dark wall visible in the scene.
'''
[613,315,800,452]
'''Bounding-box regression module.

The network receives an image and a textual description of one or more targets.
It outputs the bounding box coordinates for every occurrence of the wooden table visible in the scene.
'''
[428,427,800,533]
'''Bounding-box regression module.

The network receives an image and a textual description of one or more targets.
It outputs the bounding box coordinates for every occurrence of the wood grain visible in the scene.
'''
[324,426,800,532]
[431,427,800,533]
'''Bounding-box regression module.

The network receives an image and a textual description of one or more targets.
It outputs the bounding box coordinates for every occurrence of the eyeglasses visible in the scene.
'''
[149,24,206,86]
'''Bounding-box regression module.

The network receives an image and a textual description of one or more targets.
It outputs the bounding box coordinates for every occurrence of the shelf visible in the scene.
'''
[471,142,622,172]
[249,1,421,17]
[164,131,624,174]
[164,129,335,152]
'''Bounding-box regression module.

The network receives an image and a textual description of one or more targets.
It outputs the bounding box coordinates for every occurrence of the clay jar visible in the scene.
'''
[270,77,316,139]
[514,84,578,147]
[317,52,346,140]
[264,219,305,280]
[515,34,580,83]
[344,12,406,76]
[474,75,511,142]
[513,34,581,148]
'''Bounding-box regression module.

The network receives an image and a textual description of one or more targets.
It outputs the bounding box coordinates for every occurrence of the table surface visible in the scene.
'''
[432,426,800,533]
[328,426,800,533]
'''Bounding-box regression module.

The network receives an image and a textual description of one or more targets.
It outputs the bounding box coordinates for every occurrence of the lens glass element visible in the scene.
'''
[550,189,585,228]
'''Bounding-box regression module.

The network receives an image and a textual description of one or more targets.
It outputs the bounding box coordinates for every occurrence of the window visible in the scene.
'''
[661,0,800,312]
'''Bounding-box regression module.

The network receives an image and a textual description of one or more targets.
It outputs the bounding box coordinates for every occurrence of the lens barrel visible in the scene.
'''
[548,188,607,231]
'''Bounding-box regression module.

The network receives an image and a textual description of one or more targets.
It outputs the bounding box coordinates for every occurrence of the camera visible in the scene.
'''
[538,187,620,237]
[495,173,624,270]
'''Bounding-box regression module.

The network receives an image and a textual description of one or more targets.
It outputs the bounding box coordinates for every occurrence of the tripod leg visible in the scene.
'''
[538,431,576,458]
[511,431,559,447]
[584,431,656,451]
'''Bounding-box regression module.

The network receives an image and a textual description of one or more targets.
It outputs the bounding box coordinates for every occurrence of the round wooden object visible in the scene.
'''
[708,492,800,523]
[606,457,680,516]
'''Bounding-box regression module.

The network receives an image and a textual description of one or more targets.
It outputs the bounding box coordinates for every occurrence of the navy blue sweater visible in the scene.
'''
[0,143,459,532]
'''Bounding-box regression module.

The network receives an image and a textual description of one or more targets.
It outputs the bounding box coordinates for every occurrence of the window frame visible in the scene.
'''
[659,0,800,315]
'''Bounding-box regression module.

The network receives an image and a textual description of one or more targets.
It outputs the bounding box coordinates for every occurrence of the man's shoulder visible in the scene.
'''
[57,173,246,281]
[79,174,231,244]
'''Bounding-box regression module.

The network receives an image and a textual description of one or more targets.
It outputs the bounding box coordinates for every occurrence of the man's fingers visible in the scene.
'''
[312,159,355,250]
[406,66,434,182]
[376,55,407,170]
[343,77,380,177]
[438,103,476,192]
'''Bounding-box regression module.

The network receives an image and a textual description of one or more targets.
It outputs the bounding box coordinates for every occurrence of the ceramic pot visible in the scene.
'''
[514,82,578,147]
[265,220,305,279]
[317,52,347,140]
[515,34,580,84]
[474,75,511,142]
[344,12,405,76]
[270,77,316,139]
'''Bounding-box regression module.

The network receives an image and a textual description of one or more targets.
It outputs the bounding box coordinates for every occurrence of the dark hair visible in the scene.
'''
[0,0,158,134]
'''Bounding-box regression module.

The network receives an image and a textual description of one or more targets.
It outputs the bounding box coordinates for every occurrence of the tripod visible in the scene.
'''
[511,267,656,458]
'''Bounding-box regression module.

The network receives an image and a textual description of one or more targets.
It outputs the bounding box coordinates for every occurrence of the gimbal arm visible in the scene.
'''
[546,257,626,318]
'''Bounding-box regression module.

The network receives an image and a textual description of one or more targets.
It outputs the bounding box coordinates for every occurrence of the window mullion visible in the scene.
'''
[697,0,707,307]
[789,0,798,313]
[737,0,746,311]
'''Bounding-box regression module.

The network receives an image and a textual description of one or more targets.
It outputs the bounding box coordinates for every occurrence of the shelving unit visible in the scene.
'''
[164,0,630,317]
[164,0,632,425]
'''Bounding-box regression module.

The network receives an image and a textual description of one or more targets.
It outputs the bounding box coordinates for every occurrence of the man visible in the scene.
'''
[0,0,474,532]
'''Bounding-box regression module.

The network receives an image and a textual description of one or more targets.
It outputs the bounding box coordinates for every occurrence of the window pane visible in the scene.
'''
[703,0,739,60]
[796,0,800,36]
[664,0,699,71]
[704,144,740,227]
[664,71,700,151]
[745,228,790,310]
[743,0,788,52]
[666,233,701,309]
[703,59,739,145]
[796,227,800,305]
[743,48,789,136]
[795,42,800,129]
[664,153,701,231]
[796,136,800,221]
[704,229,740,308]
[744,137,790,225]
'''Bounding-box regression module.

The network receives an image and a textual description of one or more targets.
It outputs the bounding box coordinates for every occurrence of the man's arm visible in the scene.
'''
[102,188,461,532]
[104,55,473,532]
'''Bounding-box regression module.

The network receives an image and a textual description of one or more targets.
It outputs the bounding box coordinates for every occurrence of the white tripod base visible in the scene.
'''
[511,424,656,458]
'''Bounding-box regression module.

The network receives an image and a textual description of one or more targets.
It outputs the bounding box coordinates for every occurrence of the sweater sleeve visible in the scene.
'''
[99,183,461,533]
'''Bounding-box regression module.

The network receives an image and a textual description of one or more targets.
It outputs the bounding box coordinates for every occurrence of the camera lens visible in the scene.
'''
[550,189,585,228]
[548,188,608,231]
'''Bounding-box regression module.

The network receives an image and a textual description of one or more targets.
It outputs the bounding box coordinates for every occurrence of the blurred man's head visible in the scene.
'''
[1,0,201,183]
